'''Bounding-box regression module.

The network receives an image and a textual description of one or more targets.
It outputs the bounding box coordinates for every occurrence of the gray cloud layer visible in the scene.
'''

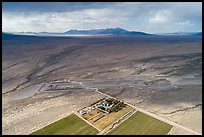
[2,2,116,12]
[2,2,202,33]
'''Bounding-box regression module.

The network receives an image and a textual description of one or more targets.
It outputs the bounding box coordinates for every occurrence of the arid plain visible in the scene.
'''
[2,34,202,134]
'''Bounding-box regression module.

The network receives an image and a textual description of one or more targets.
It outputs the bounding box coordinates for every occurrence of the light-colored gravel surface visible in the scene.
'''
[2,89,106,135]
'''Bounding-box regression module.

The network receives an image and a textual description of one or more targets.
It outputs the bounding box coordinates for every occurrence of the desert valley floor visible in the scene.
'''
[2,34,202,135]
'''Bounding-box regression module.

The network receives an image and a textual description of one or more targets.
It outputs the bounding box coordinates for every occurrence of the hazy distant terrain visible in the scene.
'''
[2,34,202,134]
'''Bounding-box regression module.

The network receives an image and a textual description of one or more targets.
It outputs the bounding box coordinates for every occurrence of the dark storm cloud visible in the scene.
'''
[2,2,116,12]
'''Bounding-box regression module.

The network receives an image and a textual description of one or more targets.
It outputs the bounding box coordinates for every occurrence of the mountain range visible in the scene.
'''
[3,28,202,36]
[158,32,202,36]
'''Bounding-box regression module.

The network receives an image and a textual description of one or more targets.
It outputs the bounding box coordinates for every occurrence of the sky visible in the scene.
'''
[2,2,202,33]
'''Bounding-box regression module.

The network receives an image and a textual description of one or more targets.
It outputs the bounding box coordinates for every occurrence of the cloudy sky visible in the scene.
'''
[2,2,202,33]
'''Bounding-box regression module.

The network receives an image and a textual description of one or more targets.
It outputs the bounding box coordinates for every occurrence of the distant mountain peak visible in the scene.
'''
[64,28,150,35]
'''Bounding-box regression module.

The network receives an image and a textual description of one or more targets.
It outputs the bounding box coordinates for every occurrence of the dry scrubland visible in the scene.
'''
[94,105,132,130]
[2,34,202,134]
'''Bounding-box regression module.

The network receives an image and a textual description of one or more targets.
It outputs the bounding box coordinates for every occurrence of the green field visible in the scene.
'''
[108,111,173,135]
[31,113,99,135]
